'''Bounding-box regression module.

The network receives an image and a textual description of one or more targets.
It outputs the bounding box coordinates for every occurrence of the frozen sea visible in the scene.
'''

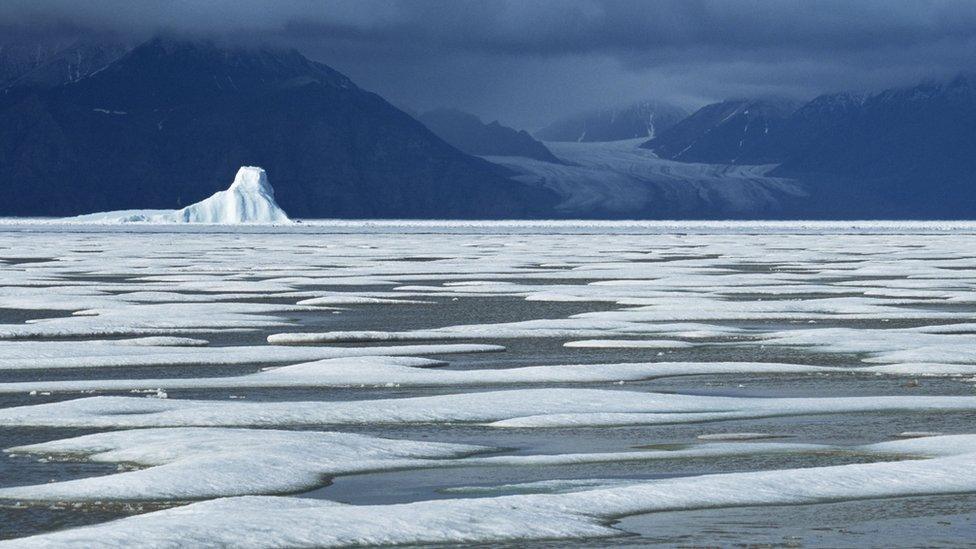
[1,220,976,547]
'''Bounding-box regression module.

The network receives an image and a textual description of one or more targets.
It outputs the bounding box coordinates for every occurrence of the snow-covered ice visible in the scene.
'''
[7,436,976,547]
[0,341,502,370]
[3,388,976,429]
[3,221,976,546]
[0,428,486,501]
[0,359,832,394]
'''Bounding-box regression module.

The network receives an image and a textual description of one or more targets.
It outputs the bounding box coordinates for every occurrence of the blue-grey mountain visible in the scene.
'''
[418,108,564,164]
[642,77,976,217]
[642,99,799,164]
[0,38,555,218]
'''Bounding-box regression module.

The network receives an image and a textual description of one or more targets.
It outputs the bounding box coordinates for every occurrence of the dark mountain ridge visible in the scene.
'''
[0,37,556,218]
[642,98,800,164]
[774,75,976,217]
[418,108,565,164]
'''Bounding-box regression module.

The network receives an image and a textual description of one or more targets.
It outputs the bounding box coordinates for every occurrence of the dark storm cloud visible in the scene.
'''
[3,1,976,128]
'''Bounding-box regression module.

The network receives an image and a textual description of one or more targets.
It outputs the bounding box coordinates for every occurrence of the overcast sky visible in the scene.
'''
[3,0,976,129]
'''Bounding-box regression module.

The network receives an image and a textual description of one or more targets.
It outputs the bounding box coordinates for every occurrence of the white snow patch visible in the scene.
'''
[0,341,503,370]
[696,432,785,441]
[111,337,210,347]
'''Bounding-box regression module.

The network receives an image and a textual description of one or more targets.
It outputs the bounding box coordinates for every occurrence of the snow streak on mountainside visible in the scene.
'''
[536,101,689,142]
[643,99,799,164]
[484,139,805,217]
[69,167,291,224]
[0,38,127,90]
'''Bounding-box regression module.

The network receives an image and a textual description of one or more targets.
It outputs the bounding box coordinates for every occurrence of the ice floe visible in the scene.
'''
[0,342,502,370]
[3,388,976,429]
[8,435,976,547]
[0,359,832,394]
[758,326,976,368]
[0,428,485,501]
[11,427,971,503]
[5,223,976,545]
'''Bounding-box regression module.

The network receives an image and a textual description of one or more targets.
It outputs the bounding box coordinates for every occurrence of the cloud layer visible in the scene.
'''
[3,0,976,128]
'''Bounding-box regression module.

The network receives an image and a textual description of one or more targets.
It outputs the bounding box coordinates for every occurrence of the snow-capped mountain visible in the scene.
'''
[536,100,689,142]
[418,108,565,163]
[0,37,127,90]
[70,167,291,223]
[643,99,799,164]
[0,37,556,218]
[639,76,976,217]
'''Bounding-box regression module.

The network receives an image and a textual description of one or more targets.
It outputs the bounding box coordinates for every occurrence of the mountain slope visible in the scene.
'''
[641,77,976,217]
[774,76,976,216]
[0,38,556,218]
[0,36,127,90]
[536,101,689,142]
[642,99,798,164]
[761,92,866,162]
[418,108,564,163]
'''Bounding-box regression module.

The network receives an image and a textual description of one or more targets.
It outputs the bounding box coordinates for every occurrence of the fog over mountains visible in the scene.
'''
[1,35,975,219]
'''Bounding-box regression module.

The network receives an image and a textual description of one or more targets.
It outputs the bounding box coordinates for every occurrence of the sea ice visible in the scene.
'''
[3,389,976,429]
[8,436,976,547]
[0,359,832,394]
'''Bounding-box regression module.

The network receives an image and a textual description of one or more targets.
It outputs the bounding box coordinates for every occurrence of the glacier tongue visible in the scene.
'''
[68,166,292,224]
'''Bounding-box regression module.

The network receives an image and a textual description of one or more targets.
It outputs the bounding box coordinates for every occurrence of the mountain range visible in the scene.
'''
[0,37,555,218]
[1,35,975,219]
[644,76,976,217]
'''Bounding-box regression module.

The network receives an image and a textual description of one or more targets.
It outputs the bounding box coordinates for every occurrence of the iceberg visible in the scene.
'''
[69,167,291,224]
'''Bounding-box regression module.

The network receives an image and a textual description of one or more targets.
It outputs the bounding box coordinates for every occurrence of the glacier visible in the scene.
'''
[68,166,291,224]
